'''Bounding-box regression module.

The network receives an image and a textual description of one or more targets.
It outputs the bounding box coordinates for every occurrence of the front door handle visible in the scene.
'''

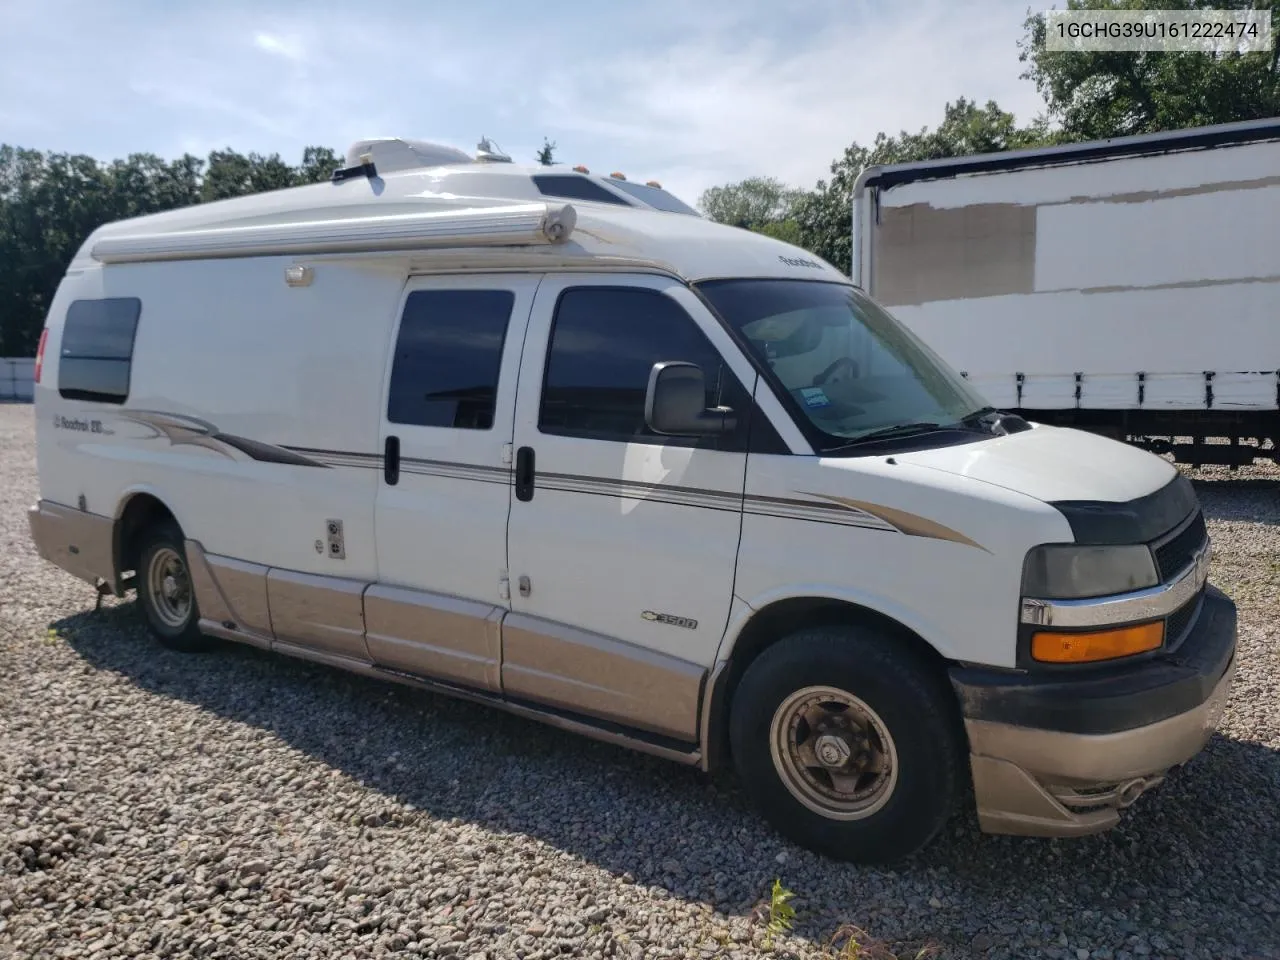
[514,445,535,502]
[384,435,400,486]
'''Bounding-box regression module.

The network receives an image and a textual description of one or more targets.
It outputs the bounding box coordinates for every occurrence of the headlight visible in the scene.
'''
[1021,544,1158,599]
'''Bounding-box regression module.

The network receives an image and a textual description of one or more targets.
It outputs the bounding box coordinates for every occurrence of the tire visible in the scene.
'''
[136,521,217,653]
[729,625,963,864]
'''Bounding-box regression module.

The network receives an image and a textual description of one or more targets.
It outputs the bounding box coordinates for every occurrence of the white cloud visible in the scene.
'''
[253,32,307,63]
[0,0,1045,205]
[519,0,1045,201]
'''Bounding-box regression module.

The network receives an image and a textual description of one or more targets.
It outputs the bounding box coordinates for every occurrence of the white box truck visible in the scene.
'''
[28,136,1235,863]
[852,118,1280,466]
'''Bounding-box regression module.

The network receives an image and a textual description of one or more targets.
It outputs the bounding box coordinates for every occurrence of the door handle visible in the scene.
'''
[384,435,400,486]
[514,445,535,502]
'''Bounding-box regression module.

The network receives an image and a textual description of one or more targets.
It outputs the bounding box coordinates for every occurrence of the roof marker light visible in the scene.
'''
[645,180,662,188]
[610,171,627,180]
[573,164,590,174]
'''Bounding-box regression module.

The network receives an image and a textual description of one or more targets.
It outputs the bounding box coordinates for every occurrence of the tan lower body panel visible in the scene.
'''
[28,500,115,587]
[364,584,503,693]
[266,568,369,661]
[186,541,273,646]
[501,612,705,741]
[183,546,701,749]
[967,657,1235,836]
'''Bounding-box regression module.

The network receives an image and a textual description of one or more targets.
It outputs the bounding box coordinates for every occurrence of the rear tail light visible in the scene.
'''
[34,328,49,384]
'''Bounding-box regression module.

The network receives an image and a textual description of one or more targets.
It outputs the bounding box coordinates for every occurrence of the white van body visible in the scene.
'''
[851,117,1280,467]
[28,140,1237,862]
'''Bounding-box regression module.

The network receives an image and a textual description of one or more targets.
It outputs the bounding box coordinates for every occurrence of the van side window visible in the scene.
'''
[539,286,750,449]
[388,290,515,430]
[58,298,142,404]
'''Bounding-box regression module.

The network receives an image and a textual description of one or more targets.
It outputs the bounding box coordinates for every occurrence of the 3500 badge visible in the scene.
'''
[641,610,698,630]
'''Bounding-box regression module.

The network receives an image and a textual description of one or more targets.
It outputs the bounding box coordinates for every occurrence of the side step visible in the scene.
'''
[373,665,703,768]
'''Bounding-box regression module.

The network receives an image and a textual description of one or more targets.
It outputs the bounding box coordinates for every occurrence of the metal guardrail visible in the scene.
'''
[0,357,35,401]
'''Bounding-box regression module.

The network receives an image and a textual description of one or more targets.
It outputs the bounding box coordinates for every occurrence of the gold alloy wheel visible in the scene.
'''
[769,685,900,820]
[146,545,192,629]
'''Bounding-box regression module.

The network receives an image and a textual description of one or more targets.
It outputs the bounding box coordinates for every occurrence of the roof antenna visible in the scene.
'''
[476,136,512,163]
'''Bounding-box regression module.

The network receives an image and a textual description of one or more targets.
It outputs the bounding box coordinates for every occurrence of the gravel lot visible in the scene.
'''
[2,402,1278,960]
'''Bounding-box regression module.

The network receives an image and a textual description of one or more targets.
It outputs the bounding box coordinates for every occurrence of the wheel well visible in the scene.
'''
[114,494,178,590]
[703,597,952,773]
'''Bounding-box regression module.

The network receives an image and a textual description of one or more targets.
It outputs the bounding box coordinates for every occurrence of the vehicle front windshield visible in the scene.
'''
[697,278,990,449]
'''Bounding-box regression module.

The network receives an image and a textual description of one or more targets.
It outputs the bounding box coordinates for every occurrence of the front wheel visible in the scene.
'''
[136,521,217,653]
[729,625,963,864]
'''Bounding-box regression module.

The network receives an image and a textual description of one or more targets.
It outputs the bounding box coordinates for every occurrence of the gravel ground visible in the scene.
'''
[2,402,1278,960]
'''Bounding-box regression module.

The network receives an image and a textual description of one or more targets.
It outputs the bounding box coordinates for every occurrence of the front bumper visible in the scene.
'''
[950,585,1237,836]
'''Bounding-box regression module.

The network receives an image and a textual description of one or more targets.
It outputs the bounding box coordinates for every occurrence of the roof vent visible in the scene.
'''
[342,138,474,174]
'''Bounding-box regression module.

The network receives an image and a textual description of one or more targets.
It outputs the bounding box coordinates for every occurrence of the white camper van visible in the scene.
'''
[28,137,1236,863]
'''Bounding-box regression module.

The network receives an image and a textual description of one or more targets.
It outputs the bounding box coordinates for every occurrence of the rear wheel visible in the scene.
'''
[729,625,962,864]
[136,522,216,653]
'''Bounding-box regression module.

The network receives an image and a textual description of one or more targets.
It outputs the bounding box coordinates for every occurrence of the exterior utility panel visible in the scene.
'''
[852,118,1280,465]
[28,146,1236,864]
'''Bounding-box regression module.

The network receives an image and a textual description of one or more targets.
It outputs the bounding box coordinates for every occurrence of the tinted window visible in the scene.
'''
[533,175,632,207]
[58,298,141,404]
[605,180,699,215]
[540,286,749,448]
[387,290,514,429]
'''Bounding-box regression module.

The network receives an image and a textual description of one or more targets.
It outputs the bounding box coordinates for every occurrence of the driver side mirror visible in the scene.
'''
[644,361,737,436]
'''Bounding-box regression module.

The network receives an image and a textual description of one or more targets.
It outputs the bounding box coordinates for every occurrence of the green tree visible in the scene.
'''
[697,175,804,230]
[535,138,558,166]
[0,149,121,354]
[791,98,1049,274]
[754,219,803,245]
[0,145,342,355]
[1020,0,1280,140]
[297,146,342,184]
[201,149,303,201]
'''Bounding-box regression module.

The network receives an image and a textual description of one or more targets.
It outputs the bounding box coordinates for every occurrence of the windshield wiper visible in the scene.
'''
[823,421,948,450]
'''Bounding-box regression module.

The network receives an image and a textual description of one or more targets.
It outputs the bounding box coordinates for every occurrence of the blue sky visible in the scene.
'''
[0,0,1045,205]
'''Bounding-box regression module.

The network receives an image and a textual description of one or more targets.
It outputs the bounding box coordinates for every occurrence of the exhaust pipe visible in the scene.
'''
[1116,777,1153,808]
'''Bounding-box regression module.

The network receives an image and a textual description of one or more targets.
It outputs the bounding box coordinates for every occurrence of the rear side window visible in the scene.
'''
[58,298,142,404]
[539,286,750,449]
[605,180,699,215]
[532,175,632,207]
[387,289,515,429]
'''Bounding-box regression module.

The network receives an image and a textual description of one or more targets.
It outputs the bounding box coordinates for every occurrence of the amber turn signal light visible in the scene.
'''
[1031,621,1164,664]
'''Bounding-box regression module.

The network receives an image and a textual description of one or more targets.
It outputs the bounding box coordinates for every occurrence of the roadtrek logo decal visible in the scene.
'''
[778,254,824,270]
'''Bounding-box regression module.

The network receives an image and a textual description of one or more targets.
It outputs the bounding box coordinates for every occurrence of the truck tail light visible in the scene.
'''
[34,328,49,384]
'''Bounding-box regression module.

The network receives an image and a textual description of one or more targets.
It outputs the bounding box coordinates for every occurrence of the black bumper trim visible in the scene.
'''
[950,585,1236,736]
